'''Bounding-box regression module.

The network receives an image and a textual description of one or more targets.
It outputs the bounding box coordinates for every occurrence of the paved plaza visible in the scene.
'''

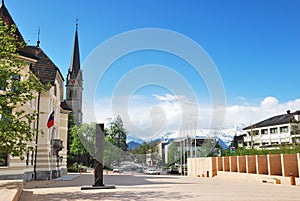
[19,172,300,201]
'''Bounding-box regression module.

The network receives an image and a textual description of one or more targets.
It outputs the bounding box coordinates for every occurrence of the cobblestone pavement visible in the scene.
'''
[20,172,300,201]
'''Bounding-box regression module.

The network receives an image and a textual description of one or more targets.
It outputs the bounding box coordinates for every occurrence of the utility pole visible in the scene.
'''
[183,127,186,175]
[250,124,254,149]
[180,129,182,176]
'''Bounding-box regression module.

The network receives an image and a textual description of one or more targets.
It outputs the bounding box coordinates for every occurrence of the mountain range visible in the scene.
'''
[126,125,245,150]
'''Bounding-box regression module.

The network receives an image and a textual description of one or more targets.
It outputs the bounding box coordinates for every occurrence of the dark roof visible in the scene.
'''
[61,101,72,111]
[243,110,300,130]
[1,1,64,86]
[0,1,24,42]
[22,46,64,84]
[69,26,81,78]
[1,2,40,61]
[18,49,39,60]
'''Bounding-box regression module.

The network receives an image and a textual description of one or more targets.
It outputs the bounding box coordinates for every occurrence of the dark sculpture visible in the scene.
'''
[81,123,115,190]
[94,123,104,186]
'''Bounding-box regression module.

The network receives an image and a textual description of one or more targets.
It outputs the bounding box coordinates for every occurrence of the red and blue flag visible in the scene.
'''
[47,111,54,128]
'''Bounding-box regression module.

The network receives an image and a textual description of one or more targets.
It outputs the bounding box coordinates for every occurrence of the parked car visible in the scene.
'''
[144,169,161,175]
[112,168,123,173]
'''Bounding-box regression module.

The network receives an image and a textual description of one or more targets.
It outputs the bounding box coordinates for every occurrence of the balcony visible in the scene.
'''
[52,139,64,152]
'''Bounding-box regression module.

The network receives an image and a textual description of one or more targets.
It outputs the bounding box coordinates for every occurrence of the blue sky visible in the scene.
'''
[4,0,300,137]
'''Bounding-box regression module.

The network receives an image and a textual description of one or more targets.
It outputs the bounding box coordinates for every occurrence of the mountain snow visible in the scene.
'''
[126,125,245,148]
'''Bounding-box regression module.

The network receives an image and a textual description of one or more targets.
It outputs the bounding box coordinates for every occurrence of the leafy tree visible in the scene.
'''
[131,141,158,165]
[198,139,216,157]
[0,19,45,159]
[75,122,96,155]
[68,122,94,167]
[103,138,120,167]
[68,121,125,168]
[167,141,180,164]
[291,119,300,138]
[70,124,91,156]
[106,115,127,151]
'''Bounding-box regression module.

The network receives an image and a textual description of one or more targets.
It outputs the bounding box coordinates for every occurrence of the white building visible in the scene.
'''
[0,2,71,180]
[243,110,300,149]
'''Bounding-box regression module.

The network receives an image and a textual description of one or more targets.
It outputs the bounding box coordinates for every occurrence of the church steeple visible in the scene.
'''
[69,18,80,78]
[66,19,83,126]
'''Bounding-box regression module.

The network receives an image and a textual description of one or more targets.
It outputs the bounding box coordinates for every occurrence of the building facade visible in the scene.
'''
[164,136,219,166]
[0,1,71,180]
[243,110,300,149]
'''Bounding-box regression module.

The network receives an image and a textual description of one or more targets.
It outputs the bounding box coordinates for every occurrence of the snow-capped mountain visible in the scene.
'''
[126,135,144,144]
[126,125,245,149]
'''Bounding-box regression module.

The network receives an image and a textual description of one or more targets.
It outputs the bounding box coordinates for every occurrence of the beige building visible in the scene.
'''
[0,1,71,180]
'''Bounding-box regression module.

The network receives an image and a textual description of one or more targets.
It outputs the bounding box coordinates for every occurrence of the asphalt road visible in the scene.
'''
[20,172,300,201]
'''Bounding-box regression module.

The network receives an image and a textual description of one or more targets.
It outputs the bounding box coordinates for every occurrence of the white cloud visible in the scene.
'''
[83,94,300,140]
[225,97,300,127]
[153,94,177,102]
[236,96,247,102]
[261,96,279,109]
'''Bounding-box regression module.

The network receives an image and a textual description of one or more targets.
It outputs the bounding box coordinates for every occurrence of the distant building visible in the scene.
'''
[0,1,71,180]
[243,110,300,149]
[231,134,246,149]
[165,136,219,165]
[66,21,83,126]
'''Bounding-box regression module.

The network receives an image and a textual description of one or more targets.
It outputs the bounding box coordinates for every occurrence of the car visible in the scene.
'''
[112,168,123,173]
[144,169,161,175]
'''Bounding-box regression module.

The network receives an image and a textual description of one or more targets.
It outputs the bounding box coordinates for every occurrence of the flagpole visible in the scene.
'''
[34,92,40,180]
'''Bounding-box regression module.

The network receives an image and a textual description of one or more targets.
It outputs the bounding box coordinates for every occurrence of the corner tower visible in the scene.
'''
[66,20,83,125]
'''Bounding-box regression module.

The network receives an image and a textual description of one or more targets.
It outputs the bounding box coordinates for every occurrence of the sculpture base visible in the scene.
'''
[81,185,116,190]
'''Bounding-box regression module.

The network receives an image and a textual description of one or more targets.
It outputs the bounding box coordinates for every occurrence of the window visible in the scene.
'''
[26,152,29,166]
[11,74,20,92]
[261,129,268,134]
[54,85,57,96]
[280,126,288,133]
[31,151,34,165]
[0,153,8,166]
[270,127,278,134]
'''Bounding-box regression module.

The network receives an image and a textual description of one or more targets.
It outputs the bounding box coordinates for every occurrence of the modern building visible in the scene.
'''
[164,136,219,165]
[243,110,300,149]
[0,1,71,180]
[66,21,83,126]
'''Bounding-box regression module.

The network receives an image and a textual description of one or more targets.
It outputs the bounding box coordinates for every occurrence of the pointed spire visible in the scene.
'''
[69,19,80,77]
[76,18,78,31]
[36,27,40,47]
[1,0,4,7]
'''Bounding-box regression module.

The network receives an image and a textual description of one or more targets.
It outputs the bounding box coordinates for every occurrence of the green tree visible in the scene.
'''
[68,122,95,167]
[131,141,157,165]
[0,19,45,159]
[167,141,180,164]
[291,118,300,142]
[107,115,127,151]
[68,122,123,168]
[103,138,120,167]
